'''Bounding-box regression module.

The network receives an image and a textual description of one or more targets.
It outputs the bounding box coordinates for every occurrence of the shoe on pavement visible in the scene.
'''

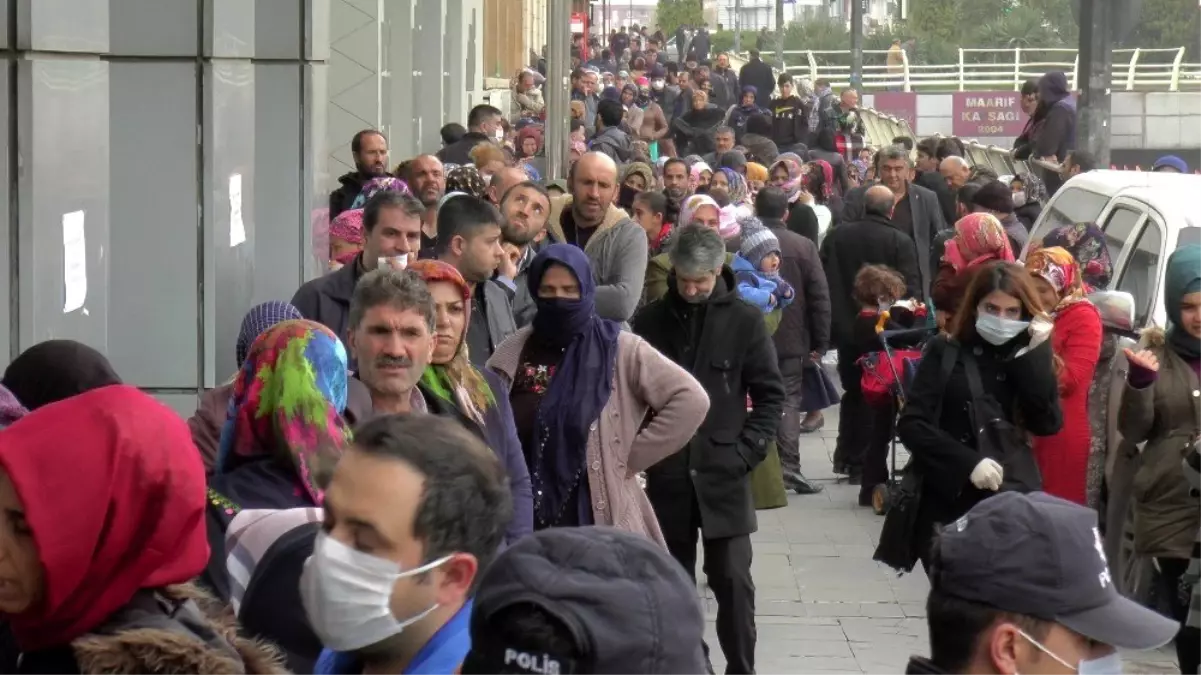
[785,471,824,495]
[799,412,825,433]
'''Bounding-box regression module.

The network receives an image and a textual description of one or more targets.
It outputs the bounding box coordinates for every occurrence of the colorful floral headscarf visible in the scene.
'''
[407,260,495,426]
[445,165,488,199]
[689,161,713,192]
[1026,246,1087,312]
[679,194,721,229]
[769,155,804,203]
[1037,222,1112,292]
[943,213,1015,273]
[350,176,410,210]
[217,319,351,504]
[717,167,750,206]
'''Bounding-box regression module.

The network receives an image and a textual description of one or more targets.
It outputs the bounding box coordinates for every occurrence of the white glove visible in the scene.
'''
[970,458,1004,491]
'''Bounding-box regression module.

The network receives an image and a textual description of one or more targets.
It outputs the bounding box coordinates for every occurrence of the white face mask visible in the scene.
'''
[300,531,452,652]
[652,79,665,90]
[1017,629,1122,675]
[975,312,1030,346]
[1012,190,1026,205]
[494,127,504,143]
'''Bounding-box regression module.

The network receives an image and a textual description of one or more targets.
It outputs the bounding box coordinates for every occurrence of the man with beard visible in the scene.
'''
[496,181,552,327]
[330,129,389,219]
[632,223,784,675]
[702,127,736,168]
[405,155,446,251]
[293,191,425,354]
[434,195,514,366]
[545,152,648,323]
[662,157,691,224]
[709,52,739,110]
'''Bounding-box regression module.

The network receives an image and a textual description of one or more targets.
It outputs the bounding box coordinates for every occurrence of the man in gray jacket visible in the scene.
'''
[545,152,648,323]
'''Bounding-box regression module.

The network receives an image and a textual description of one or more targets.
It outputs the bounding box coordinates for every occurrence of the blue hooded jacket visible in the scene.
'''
[313,600,474,675]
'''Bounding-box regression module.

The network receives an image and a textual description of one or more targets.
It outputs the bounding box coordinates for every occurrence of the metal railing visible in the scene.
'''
[859,107,1031,177]
[739,46,1199,92]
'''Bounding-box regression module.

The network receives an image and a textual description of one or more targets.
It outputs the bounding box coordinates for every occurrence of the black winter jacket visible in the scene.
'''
[761,217,831,359]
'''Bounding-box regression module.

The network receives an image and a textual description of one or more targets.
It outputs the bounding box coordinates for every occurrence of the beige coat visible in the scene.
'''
[487,327,710,546]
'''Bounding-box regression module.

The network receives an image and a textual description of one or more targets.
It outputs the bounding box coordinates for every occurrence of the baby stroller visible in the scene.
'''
[857,319,938,515]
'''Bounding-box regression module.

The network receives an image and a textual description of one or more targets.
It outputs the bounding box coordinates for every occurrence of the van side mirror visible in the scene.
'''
[1089,290,1138,338]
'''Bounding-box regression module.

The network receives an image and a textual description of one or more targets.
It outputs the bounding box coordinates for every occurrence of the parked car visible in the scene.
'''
[1022,169,1201,605]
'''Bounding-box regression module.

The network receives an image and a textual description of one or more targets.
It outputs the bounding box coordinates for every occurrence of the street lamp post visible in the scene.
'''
[546,0,570,180]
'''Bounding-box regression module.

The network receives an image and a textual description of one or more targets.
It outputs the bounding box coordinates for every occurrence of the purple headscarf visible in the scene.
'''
[0,385,27,429]
[527,244,621,528]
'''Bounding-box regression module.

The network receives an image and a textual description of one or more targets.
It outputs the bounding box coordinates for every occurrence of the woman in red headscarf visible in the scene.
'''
[0,385,285,673]
[1026,246,1102,505]
[930,213,1015,330]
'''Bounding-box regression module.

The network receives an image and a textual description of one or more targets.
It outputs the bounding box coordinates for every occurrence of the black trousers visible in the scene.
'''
[833,348,867,471]
[776,357,805,475]
[663,491,756,675]
[860,398,898,497]
[1156,557,1201,675]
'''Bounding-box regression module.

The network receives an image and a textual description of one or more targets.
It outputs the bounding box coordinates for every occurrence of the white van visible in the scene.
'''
[1022,169,1201,602]
[1023,170,1201,329]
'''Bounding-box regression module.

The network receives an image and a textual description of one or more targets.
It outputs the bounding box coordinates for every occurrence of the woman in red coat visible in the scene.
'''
[1026,246,1102,504]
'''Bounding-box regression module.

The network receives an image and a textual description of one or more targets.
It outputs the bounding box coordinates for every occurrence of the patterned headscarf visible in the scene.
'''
[769,155,804,203]
[1037,222,1112,292]
[717,167,750,206]
[350,176,410,210]
[679,194,721,228]
[943,213,1015,273]
[235,301,304,368]
[445,165,488,199]
[407,260,495,426]
[328,209,364,245]
[218,319,351,504]
[1026,246,1087,312]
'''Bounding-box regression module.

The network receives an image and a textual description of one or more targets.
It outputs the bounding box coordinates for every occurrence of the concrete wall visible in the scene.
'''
[861,91,1201,151]
[326,0,485,178]
[0,0,328,415]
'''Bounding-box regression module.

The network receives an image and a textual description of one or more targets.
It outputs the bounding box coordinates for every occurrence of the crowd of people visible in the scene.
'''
[0,29,1195,675]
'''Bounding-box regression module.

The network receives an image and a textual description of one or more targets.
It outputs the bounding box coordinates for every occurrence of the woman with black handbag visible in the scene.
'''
[889,261,1063,575]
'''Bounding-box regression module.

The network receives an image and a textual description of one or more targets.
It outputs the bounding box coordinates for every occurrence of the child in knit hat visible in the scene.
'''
[731,216,794,313]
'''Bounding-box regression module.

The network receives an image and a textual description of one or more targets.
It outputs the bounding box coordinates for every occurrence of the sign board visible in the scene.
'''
[952,91,1027,137]
[871,92,918,135]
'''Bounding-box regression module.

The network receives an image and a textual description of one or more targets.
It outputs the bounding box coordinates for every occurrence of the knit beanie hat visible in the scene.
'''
[738,216,780,269]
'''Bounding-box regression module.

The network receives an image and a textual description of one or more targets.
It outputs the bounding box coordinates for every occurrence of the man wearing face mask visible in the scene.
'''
[294,192,426,353]
[305,414,513,675]
[438,105,505,166]
[906,491,1180,675]
[632,224,784,675]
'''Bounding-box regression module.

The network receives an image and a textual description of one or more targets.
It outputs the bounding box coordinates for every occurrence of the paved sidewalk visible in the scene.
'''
[695,408,1180,674]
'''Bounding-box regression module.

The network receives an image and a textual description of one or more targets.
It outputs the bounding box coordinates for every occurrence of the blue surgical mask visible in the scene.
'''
[975,312,1029,346]
[1017,629,1123,675]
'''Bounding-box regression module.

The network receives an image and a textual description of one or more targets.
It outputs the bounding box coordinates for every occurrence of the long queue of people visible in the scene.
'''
[0,63,1195,674]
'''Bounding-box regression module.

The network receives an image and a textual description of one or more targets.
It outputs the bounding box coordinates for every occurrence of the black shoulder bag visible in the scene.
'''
[873,339,960,574]
[962,352,1043,493]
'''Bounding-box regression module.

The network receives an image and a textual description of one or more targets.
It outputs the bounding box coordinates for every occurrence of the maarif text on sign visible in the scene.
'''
[951,92,1026,137]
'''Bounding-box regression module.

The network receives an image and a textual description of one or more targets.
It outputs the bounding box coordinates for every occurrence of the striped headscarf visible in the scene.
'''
[235,301,304,368]
[218,319,351,504]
